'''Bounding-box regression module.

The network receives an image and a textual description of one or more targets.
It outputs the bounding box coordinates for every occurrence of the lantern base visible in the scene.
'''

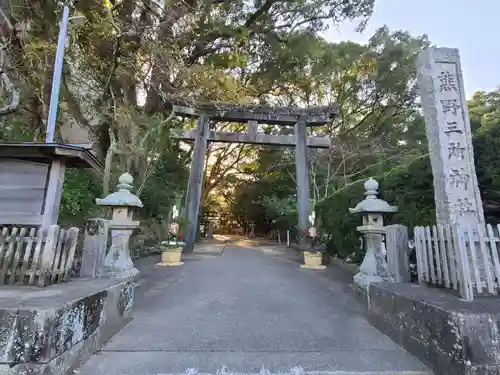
[353,271,383,291]
[102,268,141,281]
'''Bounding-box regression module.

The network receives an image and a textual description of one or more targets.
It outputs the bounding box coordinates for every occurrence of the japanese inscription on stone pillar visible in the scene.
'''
[417,47,484,226]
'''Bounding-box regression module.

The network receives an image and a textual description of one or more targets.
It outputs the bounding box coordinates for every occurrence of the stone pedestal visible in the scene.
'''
[80,218,108,278]
[96,173,142,280]
[207,222,214,239]
[353,230,388,290]
[104,227,138,279]
[249,223,256,239]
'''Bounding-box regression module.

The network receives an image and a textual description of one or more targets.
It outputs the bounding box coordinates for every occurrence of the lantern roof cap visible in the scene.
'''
[349,178,398,214]
[96,173,143,207]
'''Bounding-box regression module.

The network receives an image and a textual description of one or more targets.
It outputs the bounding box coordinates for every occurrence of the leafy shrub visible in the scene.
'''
[60,168,102,227]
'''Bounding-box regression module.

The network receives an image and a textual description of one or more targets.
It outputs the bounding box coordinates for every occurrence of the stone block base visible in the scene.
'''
[350,283,369,311]
[0,277,137,375]
[157,261,184,267]
[300,264,326,270]
[367,282,500,375]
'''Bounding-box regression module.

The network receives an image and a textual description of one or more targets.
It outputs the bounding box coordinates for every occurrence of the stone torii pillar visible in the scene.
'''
[184,115,210,252]
[295,120,310,245]
[175,103,340,252]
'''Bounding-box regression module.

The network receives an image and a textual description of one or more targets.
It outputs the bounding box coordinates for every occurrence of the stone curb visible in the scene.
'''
[329,257,359,274]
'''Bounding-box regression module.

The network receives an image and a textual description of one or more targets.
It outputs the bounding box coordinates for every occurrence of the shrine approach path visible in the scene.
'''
[77,238,431,375]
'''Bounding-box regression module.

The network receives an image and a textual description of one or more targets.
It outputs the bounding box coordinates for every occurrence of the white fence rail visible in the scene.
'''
[0,224,79,287]
[414,223,500,301]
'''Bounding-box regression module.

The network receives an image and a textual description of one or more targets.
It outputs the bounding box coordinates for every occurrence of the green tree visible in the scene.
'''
[468,88,500,134]
[230,27,430,230]
[0,0,379,232]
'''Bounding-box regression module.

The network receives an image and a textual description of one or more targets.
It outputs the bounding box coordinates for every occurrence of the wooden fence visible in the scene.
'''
[414,223,500,301]
[0,225,79,287]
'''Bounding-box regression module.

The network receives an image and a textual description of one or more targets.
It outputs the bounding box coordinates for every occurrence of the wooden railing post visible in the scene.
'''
[451,224,474,301]
[0,224,79,286]
[38,225,60,287]
[60,227,79,282]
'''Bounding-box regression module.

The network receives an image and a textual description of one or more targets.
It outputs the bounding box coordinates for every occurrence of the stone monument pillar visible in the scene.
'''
[417,47,484,226]
[96,173,142,279]
[349,178,398,292]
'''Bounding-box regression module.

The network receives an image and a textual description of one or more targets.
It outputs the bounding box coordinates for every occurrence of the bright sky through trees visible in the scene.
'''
[323,0,500,97]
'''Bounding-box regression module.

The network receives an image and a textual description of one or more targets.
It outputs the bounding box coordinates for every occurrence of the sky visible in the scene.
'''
[322,0,500,98]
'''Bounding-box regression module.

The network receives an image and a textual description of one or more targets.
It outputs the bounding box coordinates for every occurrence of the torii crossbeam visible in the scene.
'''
[171,101,339,251]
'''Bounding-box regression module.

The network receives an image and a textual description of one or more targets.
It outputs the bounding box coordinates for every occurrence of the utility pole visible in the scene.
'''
[45,4,71,143]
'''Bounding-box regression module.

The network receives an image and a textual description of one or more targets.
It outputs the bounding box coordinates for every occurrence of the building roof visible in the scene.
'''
[0,143,103,173]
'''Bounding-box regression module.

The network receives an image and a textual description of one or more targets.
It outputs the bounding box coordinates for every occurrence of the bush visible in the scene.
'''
[60,168,102,228]
[316,180,365,262]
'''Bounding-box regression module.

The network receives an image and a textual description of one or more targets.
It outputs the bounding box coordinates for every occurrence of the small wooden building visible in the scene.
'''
[0,143,102,228]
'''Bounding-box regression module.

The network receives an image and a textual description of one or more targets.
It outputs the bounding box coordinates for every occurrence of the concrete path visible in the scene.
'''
[78,240,431,375]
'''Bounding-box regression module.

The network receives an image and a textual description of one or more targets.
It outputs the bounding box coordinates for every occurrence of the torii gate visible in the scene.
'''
[171,101,339,251]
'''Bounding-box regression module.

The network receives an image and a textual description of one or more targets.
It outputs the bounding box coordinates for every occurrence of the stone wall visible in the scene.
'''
[0,278,135,375]
[367,283,500,375]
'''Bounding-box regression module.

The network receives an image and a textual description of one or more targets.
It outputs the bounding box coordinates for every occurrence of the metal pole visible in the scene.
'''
[46,5,71,143]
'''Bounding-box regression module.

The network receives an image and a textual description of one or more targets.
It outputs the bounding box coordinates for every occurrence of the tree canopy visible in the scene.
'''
[230,26,431,232]
[2,0,498,251]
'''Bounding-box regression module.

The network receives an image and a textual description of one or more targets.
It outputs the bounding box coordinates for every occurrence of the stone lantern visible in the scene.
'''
[96,173,143,279]
[349,178,398,291]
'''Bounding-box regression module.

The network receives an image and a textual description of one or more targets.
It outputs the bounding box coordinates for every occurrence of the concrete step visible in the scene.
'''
[139,373,430,375]
[76,351,433,375]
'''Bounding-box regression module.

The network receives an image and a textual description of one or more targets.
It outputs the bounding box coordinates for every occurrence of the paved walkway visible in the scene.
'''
[78,240,431,375]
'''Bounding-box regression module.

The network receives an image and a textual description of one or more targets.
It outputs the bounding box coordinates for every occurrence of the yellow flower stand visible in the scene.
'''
[157,247,184,266]
[301,251,326,270]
